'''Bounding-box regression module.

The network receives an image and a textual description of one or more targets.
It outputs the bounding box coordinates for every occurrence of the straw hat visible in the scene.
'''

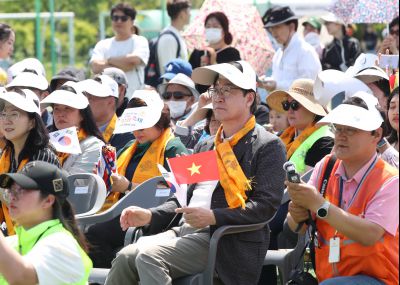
[267,78,327,116]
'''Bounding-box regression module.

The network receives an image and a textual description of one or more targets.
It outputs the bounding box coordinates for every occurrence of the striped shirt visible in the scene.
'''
[9,147,61,173]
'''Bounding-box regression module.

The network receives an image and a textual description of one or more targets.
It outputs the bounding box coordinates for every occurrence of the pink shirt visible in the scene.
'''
[309,154,399,236]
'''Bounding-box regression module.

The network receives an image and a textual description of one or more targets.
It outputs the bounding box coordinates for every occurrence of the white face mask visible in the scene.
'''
[166,101,187,119]
[205,28,223,44]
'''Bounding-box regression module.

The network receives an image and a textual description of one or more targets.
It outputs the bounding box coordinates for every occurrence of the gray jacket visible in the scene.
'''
[145,125,286,285]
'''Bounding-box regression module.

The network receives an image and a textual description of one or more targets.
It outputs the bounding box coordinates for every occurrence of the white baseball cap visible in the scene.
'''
[157,73,200,99]
[7,71,49,91]
[345,53,379,77]
[41,81,89,110]
[0,89,41,115]
[314,69,372,108]
[78,79,113,98]
[354,67,389,84]
[7,58,46,79]
[320,13,345,25]
[93,75,119,98]
[317,91,383,131]
[192,61,257,92]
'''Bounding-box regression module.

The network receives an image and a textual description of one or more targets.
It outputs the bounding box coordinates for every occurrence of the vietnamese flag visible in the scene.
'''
[168,150,220,184]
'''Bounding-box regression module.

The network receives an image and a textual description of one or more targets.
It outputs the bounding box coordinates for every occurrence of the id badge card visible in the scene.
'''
[329,237,340,263]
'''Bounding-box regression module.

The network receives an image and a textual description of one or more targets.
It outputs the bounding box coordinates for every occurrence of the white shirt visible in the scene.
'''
[157,26,188,75]
[271,33,322,91]
[90,35,150,99]
[6,232,87,285]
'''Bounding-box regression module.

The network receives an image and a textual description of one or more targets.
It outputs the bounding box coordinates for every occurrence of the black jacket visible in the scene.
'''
[321,36,361,71]
[143,125,286,285]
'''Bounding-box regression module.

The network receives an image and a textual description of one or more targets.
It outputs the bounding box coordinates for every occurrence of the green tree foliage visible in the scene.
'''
[0,0,204,74]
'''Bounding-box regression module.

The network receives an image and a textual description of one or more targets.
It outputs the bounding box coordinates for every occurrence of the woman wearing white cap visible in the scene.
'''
[320,13,361,72]
[41,82,105,175]
[0,88,60,236]
[86,90,188,268]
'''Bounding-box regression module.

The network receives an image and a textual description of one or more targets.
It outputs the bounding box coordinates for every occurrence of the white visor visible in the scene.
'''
[0,89,41,115]
[41,81,89,109]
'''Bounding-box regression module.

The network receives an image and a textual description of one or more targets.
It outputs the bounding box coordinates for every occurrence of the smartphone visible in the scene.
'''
[379,54,399,69]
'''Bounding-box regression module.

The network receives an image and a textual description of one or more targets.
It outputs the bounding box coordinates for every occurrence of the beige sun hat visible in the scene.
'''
[267,78,327,116]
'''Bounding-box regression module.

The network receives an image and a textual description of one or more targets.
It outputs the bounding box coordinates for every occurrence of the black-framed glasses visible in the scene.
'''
[162,91,191,100]
[282,100,301,111]
[111,15,129,22]
[208,86,242,99]
[329,124,359,136]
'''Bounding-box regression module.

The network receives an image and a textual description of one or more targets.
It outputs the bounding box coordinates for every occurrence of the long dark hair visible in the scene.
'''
[5,112,51,163]
[49,106,105,143]
[205,12,233,45]
[40,192,89,252]
[0,23,13,43]
[387,87,399,145]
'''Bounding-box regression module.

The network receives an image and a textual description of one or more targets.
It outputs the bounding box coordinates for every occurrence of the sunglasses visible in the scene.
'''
[282,100,301,111]
[111,15,129,22]
[390,28,399,36]
[162,92,191,100]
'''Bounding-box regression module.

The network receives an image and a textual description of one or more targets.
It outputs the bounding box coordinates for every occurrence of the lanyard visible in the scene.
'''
[338,155,378,210]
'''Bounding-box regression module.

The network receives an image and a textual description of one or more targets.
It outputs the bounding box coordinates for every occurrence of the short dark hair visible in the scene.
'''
[372,79,391,98]
[389,16,399,30]
[167,0,191,21]
[127,98,171,130]
[205,12,233,45]
[0,23,13,43]
[285,19,299,31]
[387,87,399,145]
[110,2,137,21]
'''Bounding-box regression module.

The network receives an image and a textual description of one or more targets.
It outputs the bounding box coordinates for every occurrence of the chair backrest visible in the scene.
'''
[67,173,107,216]
[77,176,173,226]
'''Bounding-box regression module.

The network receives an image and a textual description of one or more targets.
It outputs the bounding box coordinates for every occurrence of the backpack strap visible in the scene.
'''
[154,30,182,75]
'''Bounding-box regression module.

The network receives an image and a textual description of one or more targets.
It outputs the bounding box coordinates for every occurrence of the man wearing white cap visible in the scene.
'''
[286,93,399,285]
[157,73,199,124]
[79,75,133,151]
[321,13,361,71]
[105,61,286,285]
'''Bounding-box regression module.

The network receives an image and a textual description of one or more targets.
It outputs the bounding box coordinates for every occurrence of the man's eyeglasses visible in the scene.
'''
[0,111,21,122]
[282,100,301,111]
[162,91,191,100]
[390,28,399,36]
[329,125,359,136]
[208,86,242,99]
[111,15,129,22]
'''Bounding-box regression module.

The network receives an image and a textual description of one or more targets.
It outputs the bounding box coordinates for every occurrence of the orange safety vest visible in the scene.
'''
[315,155,399,285]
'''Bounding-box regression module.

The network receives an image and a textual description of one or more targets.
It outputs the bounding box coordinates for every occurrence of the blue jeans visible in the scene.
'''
[320,275,385,285]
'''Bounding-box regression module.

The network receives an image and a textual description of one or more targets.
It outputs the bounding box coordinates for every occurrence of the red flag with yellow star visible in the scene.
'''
[167,150,220,184]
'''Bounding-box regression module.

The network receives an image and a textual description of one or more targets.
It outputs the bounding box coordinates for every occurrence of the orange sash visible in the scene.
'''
[0,148,29,235]
[280,125,319,160]
[214,116,255,209]
[103,114,117,143]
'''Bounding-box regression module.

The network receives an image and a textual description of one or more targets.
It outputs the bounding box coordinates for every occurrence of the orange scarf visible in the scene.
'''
[0,148,29,235]
[103,114,117,143]
[280,125,319,160]
[215,116,256,209]
[103,128,174,210]
[57,128,88,166]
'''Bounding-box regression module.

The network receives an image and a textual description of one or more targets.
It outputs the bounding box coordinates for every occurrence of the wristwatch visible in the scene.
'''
[316,201,331,219]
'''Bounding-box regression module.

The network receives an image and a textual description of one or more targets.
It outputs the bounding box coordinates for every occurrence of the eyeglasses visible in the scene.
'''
[390,28,399,36]
[0,111,21,121]
[111,15,129,22]
[282,100,301,111]
[2,186,33,203]
[329,125,359,136]
[208,86,242,99]
[162,92,191,100]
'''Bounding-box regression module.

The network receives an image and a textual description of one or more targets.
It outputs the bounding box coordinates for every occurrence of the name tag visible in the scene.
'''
[155,188,170,197]
[329,237,340,263]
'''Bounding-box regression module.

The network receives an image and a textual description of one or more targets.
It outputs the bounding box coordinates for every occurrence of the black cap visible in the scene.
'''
[263,6,298,28]
[50,67,86,92]
[0,161,69,200]
[102,67,128,87]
